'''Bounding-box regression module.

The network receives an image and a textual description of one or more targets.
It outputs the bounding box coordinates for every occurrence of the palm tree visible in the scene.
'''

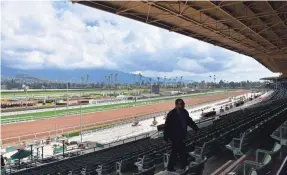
[174,78,176,90]
[81,76,84,84]
[164,76,166,88]
[138,73,142,95]
[81,76,84,88]
[86,74,89,84]
[209,75,212,89]
[110,74,113,88]
[148,77,152,94]
[138,73,142,82]
[214,75,216,89]
[175,77,178,89]
[85,74,89,88]
[108,75,111,95]
[133,74,136,88]
[114,73,118,89]
[104,75,108,88]
[180,76,183,89]
[157,77,160,86]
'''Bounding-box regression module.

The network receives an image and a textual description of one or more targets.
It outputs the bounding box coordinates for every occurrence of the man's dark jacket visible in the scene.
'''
[164,108,199,142]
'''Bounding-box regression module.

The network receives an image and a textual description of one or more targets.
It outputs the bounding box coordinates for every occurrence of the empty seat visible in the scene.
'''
[188,157,207,175]
[271,124,287,145]
[243,154,272,175]
[255,142,281,162]
[134,155,154,172]
[133,165,156,175]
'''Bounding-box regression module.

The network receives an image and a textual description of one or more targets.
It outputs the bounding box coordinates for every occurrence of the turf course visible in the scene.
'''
[1,90,232,124]
[1,88,133,99]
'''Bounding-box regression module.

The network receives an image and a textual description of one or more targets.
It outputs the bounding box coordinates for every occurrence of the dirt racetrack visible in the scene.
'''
[1,90,248,145]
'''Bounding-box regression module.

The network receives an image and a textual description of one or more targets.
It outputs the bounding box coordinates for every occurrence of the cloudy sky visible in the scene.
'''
[1,1,278,81]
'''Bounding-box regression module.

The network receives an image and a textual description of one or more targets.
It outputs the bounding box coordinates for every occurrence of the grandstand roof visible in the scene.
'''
[260,75,287,81]
[72,1,287,75]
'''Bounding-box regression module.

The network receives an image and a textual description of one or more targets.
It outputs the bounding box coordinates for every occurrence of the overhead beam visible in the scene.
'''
[150,1,275,59]
[208,1,286,65]
[147,1,242,25]
[208,2,272,48]
[266,1,287,32]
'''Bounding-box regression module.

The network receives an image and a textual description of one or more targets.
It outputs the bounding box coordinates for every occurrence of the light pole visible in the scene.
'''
[80,103,83,143]
[22,84,29,108]
[54,94,57,118]
[66,83,69,117]
[213,75,216,90]
[209,75,212,89]
[25,88,28,108]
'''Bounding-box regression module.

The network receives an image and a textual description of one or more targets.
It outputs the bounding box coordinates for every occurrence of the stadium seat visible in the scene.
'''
[255,142,281,163]
[163,153,170,169]
[96,163,115,175]
[225,131,251,157]
[243,154,272,175]
[133,165,156,175]
[188,157,207,175]
[271,124,287,146]
[134,155,154,172]
[189,138,219,161]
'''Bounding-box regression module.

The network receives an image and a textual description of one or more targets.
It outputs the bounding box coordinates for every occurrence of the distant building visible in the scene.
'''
[151,85,160,94]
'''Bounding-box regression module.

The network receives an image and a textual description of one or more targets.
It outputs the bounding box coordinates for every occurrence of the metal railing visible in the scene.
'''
[3,132,152,175]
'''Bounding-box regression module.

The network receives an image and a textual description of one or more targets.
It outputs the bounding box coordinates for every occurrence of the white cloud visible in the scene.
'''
[1,1,277,81]
[199,57,215,63]
[177,58,207,73]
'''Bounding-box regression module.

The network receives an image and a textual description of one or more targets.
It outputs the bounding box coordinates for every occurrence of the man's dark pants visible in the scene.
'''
[167,138,187,171]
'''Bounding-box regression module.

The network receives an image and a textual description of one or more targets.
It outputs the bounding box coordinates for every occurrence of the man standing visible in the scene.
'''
[164,99,199,172]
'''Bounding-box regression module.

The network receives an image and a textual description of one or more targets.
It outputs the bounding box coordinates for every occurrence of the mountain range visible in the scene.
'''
[1,66,162,84]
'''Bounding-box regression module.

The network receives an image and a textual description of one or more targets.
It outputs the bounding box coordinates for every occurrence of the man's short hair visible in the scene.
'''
[175,98,185,105]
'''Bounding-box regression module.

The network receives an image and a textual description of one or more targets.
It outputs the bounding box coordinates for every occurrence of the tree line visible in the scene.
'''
[1,78,263,90]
